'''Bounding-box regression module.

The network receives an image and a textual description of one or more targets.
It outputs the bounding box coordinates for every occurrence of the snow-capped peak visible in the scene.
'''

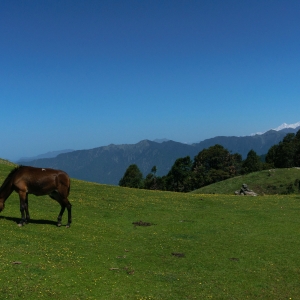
[273,122,300,131]
[251,121,300,136]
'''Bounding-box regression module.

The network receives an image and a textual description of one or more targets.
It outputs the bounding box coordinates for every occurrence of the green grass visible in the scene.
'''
[192,168,300,195]
[1,163,300,299]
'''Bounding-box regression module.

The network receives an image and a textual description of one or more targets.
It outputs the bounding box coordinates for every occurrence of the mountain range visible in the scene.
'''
[17,125,300,185]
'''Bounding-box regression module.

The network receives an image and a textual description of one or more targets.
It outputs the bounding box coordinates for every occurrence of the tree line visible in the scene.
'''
[119,130,300,192]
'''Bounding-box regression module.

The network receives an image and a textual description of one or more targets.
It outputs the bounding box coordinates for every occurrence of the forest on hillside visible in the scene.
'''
[119,130,300,193]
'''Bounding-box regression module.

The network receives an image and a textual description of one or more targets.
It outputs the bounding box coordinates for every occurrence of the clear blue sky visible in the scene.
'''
[1,0,300,161]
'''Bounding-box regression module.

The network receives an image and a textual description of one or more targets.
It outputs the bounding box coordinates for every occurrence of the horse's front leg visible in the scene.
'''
[24,193,30,223]
[66,201,72,228]
[18,191,28,226]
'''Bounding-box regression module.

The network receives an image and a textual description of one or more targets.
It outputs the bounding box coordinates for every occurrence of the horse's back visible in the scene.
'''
[13,166,70,196]
[18,166,65,174]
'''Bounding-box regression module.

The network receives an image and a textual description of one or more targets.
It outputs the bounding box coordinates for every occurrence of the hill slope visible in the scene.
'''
[191,168,300,195]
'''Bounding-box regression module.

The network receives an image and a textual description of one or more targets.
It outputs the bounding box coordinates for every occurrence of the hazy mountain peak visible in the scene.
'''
[153,138,170,143]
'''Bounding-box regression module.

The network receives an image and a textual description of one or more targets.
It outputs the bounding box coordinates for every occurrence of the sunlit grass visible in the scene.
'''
[1,164,300,299]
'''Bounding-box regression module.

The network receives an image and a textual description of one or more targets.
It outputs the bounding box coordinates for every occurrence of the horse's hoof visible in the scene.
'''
[66,224,70,228]
[57,223,62,227]
[18,223,23,227]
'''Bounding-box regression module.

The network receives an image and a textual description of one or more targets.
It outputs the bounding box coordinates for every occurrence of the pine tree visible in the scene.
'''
[119,164,144,188]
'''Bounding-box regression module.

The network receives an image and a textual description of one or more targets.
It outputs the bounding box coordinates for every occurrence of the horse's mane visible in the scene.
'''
[0,166,22,193]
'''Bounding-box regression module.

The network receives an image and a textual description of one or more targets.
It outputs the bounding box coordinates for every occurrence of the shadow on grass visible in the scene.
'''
[0,215,58,226]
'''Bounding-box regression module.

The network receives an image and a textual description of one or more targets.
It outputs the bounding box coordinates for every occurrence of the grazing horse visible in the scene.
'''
[0,166,72,227]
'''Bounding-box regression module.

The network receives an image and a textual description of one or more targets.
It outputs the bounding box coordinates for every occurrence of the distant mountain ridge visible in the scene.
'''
[17,149,74,163]
[18,126,300,185]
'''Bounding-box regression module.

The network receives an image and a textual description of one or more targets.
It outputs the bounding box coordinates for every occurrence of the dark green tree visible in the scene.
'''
[119,164,144,188]
[265,144,278,168]
[265,130,300,168]
[151,166,157,174]
[276,133,296,168]
[192,145,242,189]
[241,149,262,174]
[144,166,160,190]
[294,130,300,166]
[165,156,192,192]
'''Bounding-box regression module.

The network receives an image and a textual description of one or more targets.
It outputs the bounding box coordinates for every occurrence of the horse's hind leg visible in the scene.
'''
[57,203,65,227]
[57,201,66,227]
[51,182,72,227]
[65,199,72,228]
[50,191,67,227]
[18,192,30,226]
[58,200,72,228]
[56,199,72,228]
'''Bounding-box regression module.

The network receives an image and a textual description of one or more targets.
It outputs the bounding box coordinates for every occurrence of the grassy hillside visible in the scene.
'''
[1,162,300,299]
[192,168,300,195]
[0,158,16,167]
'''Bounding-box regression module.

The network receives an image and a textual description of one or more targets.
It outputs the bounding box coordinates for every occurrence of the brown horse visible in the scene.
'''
[0,166,72,227]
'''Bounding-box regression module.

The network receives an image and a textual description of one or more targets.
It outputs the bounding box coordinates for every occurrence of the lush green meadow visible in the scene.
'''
[1,163,300,299]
